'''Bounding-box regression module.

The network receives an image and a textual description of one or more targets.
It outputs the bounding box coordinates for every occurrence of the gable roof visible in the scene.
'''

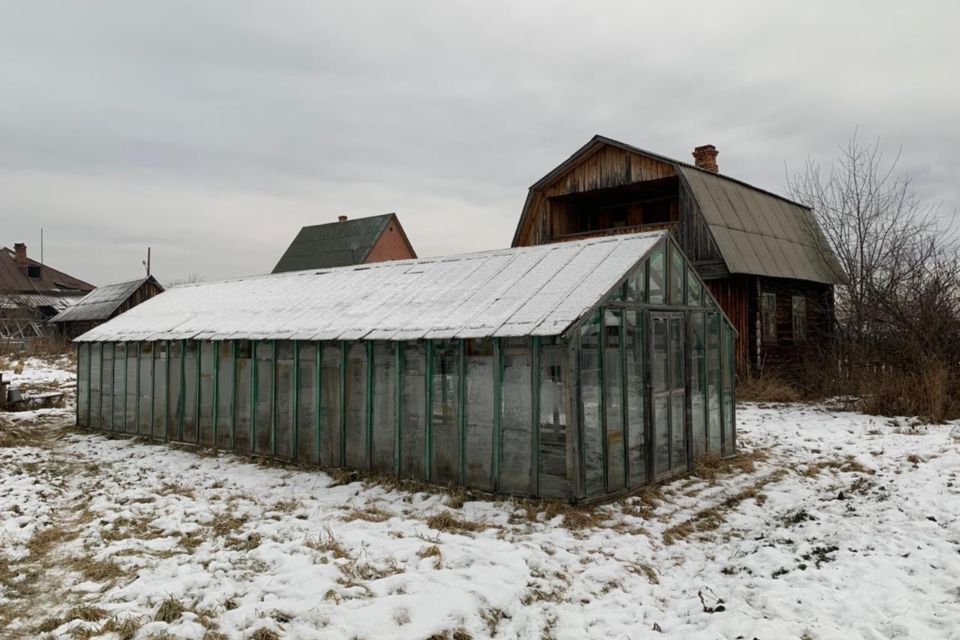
[76,231,667,343]
[0,247,95,294]
[514,135,844,284]
[272,213,416,273]
[49,276,162,324]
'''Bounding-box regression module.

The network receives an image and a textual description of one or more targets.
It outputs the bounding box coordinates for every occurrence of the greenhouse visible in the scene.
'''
[74,231,736,502]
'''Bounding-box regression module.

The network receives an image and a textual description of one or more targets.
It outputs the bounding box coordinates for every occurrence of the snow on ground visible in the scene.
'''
[1,357,960,640]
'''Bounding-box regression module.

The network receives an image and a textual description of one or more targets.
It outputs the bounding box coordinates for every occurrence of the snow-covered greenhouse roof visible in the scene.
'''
[76,231,667,343]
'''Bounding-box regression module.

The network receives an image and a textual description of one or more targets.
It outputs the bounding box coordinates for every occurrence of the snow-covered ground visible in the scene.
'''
[1,357,959,640]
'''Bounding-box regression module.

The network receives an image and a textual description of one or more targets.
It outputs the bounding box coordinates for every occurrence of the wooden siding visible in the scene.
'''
[706,276,750,371]
[677,175,722,264]
[542,146,676,198]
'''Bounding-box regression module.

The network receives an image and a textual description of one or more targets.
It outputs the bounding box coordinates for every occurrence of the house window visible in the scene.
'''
[27,265,41,279]
[792,296,807,343]
[761,293,777,343]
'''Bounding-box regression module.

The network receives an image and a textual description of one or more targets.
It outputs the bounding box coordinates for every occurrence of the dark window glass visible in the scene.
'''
[501,337,533,495]
[274,341,295,459]
[431,340,460,483]
[235,342,253,452]
[138,343,153,435]
[114,342,125,433]
[371,342,396,474]
[344,343,367,469]
[762,293,777,343]
[686,267,703,307]
[690,312,707,459]
[624,311,645,487]
[89,342,102,430]
[464,338,495,491]
[400,342,426,479]
[297,343,318,464]
[152,342,167,439]
[198,341,215,446]
[167,342,181,441]
[668,243,685,305]
[603,309,625,493]
[648,246,665,305]
[722,325,736,456]
[77,344,90,428]
[792,296,807,343]
[254,342,273,455]
[216,341,234,449]
[580,312,604,497]
[706,314,722,454]
[539,338,570,498]
[625,262,646,303]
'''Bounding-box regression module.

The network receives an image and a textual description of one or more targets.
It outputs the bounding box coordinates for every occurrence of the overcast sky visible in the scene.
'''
[2,1,957,286]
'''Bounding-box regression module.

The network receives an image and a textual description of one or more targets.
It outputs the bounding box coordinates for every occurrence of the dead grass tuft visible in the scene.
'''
[418,544,443,569]
[342,503,392,523]
[427,629,473,640]
[100,616,143,640]
[425,511,482,534]
[305,527,349,559]
[802,455,874,478]
[738,373,802,403]
[69,556,125,582]
[210,511,248,537]
[66,605,108,622]
[27,526,77,559]
[694,449,768,481]
[154,597,186,623]
[250,628,280,640]
[225,532,261,551]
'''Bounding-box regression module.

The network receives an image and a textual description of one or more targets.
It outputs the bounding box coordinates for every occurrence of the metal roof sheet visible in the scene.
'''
[678,166,844,284]
[49,277,159,323]
[76,232,667,343]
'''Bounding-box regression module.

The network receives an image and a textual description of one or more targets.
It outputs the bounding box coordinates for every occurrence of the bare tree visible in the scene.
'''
[165,273,203,288]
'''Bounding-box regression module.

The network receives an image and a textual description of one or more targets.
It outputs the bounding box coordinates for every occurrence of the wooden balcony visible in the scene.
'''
[550,222,677,243]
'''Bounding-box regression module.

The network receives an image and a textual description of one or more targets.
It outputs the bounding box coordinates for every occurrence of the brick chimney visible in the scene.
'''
[692,145,719,172]
[14,243,27,270]
[338,215,348,223]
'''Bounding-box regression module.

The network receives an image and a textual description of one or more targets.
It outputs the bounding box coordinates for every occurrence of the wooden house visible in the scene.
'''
[512,136,845,374]
[273,213,416,273]
[49,276,164,339]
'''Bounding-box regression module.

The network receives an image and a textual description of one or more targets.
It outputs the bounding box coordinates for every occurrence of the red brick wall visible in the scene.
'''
[365,222,416,263]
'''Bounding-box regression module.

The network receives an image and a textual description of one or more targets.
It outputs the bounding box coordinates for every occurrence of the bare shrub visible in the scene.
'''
[737,373,802,403]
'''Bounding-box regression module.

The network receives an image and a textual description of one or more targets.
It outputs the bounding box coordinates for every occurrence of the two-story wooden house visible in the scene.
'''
[512,136,844,374]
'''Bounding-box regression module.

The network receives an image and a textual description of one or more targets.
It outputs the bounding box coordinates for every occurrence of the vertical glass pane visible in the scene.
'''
[625,263,646,303]
[400,342,426,479]
[199,341,215,446]
[722,325,735,456]
[762,293,777,342]
[430,340,459,484]
[275,341,295,459]
[77,344,90,428]
[686,267,703,306]
[89,342,102,430]
[167,342,182,441]
[344,342,367,469]
[690,312,707,459]
[539,339,571,499]
[371,342,396,473]
[604,309,625,493]
[625,310,645,488]
[101,343,114,431]
[707,314,722,454]
[669,243,685,305]
[501,337,532,495]
[138,343,153,435]
[216,342,233,449]
[152,342,167,439]
[114,343,125,432]
[254,341,273,455]
[182,342,198,443]
[465,338,494,491]
[580,313,604,497]
[320,343,342,466]
[670,316,686,471]
[125,344,138,435]
[652,317,670,479]
[234,341,253,452]
[297,343,318,464]
[648,246,665,305]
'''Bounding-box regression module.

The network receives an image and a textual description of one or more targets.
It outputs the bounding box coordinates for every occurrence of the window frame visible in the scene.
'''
[791,295,807,343]
[761,292,777,344]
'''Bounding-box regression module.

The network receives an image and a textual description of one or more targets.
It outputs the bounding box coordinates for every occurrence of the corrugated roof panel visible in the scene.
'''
[77,232,669,343]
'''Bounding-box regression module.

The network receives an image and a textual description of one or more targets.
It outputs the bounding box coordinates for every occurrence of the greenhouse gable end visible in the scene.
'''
[75,231,736,502]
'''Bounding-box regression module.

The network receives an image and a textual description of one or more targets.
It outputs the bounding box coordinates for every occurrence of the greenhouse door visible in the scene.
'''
[651,312,686,481]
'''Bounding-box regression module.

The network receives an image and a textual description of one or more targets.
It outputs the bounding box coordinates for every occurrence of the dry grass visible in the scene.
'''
[425,511,483,534]
[100,616,143,640]
[69,556,125,582]
[305,527,349,559]
[802,455,874,478]
[154,597,186,623]
[27,526,77,559]
[418,544,443,569]
[65,605,109,622]
[737,373,802,403]
[693,449,768,482]
[342,503,392,523]
[250,628,280,640]
[210,511,248,537]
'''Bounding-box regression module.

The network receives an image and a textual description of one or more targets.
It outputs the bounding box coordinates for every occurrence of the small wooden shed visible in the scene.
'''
[75,231,736,502]
[50,276,164,339]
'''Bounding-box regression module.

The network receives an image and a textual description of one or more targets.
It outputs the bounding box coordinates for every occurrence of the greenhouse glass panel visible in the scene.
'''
[344,342,368,469]
[604,308,625,493]
[668,243,685,305]
[125,343,138,434]
[648,245,665,305]
[625,263,646,303]
[580,312,604,497]
[722,325,735,455]
[320,343,343,466]
[275,341,295,459]
[216,342,233,449]
[690,312,707,459]
[234,341,253,452]
[297,343,318,464]
[113,343,125,432]
[371,342,396,474]
[706,313,722,454]
[625,310,646,487]
[89,342,102,430]
[254,341,273,455]
[198,341,215,446]
[539,338,570,499]
[464,338,495,491]
[669,315,686,471]
[77,344,90,428]
[182,342,198,443]
[167,342,182,441]
[138,343,153,435]
[431,340,460,483]
[501,338,533,495]
[400,342,426,478]
[651,316,670,479]
[686,266,703,307]
[152,342,167,439]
